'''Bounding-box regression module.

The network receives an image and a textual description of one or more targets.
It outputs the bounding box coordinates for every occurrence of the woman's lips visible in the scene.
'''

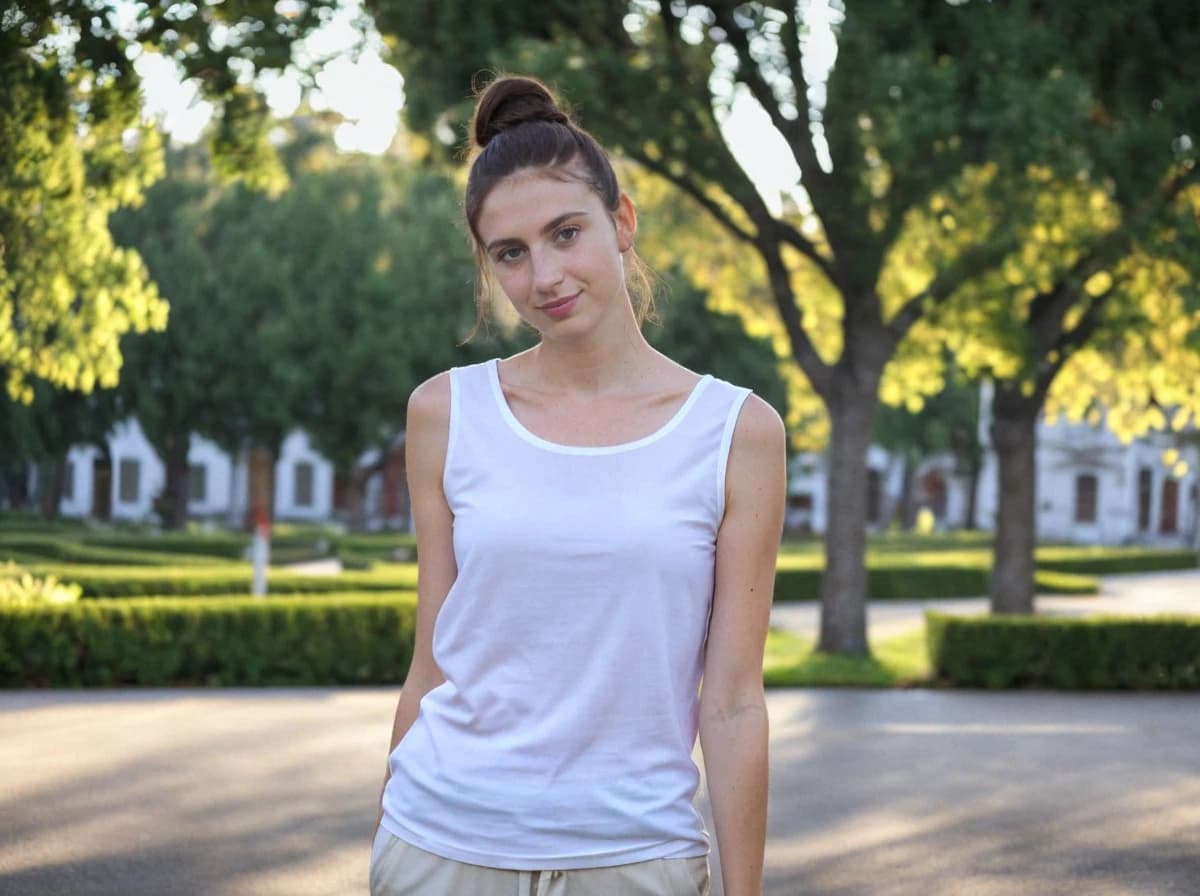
[538,292,580,320]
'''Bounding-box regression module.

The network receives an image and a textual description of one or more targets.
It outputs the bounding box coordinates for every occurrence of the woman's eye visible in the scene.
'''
[496,246,524,263]
[556,226,580,243]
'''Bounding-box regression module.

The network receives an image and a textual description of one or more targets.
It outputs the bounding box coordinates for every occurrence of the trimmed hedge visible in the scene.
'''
[22,564,419,598]
[82,533,250,560]
[0,594,416,687]
[1034,546,1199,576]
[926,612,1200,689]
[773,564,1097,601]
[0,536,218,567]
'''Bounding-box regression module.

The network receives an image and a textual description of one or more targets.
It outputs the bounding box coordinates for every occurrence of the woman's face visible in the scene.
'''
[475,167,635,338]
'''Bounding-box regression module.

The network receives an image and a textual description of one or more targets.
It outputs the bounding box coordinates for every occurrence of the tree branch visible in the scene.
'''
[624,147,758,247]
[713,5,807,159]
[778,6,838,219]
[760,243,834,399]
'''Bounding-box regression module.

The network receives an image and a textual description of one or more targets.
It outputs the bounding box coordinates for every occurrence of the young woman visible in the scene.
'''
[371,75,786,896]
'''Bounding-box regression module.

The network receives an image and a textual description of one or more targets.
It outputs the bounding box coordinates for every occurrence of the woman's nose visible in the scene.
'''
[530,249,564,292]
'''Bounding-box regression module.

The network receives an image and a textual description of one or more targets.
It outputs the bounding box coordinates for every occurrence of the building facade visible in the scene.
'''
[30,403,1200,547]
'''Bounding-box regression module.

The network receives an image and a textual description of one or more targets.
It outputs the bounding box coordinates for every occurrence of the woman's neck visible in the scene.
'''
[521,319,659,394]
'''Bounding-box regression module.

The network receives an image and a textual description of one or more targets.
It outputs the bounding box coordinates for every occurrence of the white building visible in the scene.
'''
[29,397,1200,547]
[975,418,1199,547]
[51,419,335,525]
[786,446,972,536]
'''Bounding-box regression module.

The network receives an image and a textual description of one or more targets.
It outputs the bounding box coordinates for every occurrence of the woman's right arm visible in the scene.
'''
[375,371,457,831]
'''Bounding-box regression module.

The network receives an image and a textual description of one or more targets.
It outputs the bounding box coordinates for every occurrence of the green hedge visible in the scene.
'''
[773,564,1097,601]
[926,612,1200,689]
[0,536,218,567]
[82,533,250,560]
[22,564,419,598]
[0,594,415,687]
[1034,546,1198,575]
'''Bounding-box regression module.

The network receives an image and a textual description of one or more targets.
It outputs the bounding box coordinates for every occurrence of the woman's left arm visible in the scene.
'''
[700,395,787,896]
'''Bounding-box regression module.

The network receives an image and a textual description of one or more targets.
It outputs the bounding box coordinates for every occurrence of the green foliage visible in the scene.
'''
[0,535,217,567]
[0,562,81,607]
[773,557,1096,602]
[21,563,417,599]
[109,141,493,495]
[1,0,338,402]
[0,48,167,401]
[1034,547,1200,576]
[0,593,415,686]
[927,612,1200,689]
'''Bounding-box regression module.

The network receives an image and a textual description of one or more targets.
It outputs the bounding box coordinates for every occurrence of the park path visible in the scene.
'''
[2,688,1198,896]
[770,567,1200,642]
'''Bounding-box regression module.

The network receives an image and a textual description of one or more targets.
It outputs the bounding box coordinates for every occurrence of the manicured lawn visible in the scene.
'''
[763,627,931,688]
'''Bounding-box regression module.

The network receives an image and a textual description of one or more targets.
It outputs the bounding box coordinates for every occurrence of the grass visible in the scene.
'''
[763,626,932,688]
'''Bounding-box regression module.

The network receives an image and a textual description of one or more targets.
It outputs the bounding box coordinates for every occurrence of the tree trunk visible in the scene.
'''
[964,454,981,530]
[245,444,277,533]
[989,389,1038,614]
[346,468,370,533]
[896,452,917,530]
[161,433,191,531]
[36,459,65,520]
[818,388,879,655]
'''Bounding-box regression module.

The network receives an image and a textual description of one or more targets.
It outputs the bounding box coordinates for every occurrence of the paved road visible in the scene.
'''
[1,570,1196,896]
[2,687,1199,896]
[771,568,1200,641]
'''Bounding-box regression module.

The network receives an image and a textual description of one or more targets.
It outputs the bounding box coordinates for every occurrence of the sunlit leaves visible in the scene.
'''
[0,61,167,402]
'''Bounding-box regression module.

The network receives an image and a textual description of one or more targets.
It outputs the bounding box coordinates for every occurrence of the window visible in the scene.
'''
[1074,474,1098,523]
[189,464,208,503]
[118,459,140,504]
[61,462,75,502]
[294,461,314,508]
[1160,479,1179,535]
[1137,468,1153,531]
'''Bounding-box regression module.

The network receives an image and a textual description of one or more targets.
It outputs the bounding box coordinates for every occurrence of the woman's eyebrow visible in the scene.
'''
[485,211,589,253]
[540,210,588,235]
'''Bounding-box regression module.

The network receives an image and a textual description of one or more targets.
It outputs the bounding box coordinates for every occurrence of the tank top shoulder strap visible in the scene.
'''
[666,376,752,522]
[447,359,509,447]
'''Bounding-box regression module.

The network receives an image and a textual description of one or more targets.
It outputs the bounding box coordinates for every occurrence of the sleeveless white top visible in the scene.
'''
[380,358,751,870]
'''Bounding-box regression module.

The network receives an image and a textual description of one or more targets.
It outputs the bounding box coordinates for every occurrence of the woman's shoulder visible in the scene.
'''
[407,358,502,421]
[728,392,786,457]
[407,370,453,429]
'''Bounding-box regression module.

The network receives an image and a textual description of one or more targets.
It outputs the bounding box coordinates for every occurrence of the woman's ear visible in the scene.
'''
[615,192,638,253]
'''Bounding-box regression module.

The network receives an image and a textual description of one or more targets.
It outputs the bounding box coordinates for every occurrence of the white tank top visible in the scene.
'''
[380,358,751,870]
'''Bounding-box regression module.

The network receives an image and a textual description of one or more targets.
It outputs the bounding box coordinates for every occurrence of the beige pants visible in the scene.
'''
[370,828,710,896]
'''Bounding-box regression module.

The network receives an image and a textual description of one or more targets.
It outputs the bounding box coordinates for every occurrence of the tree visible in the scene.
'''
[921,7,1200,613]
[110,136,490,529]
[1,0,337,403]
[370,0,1200,652]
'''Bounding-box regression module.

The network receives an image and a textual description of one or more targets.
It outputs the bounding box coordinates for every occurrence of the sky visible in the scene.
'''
[135,0,841,212]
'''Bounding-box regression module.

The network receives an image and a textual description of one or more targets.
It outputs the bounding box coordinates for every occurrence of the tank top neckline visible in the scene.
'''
[486,357,713,456]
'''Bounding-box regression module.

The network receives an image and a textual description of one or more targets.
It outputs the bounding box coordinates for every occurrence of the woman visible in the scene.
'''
[371,74,786,896]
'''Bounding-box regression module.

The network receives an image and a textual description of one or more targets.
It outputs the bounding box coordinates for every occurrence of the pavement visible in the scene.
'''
[770,568,1200,642]
[1,570,1197,896]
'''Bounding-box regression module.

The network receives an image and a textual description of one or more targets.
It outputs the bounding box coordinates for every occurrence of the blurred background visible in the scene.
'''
[2,0,1198,656]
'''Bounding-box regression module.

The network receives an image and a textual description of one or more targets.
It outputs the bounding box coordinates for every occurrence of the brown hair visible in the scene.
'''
[464,75,656,332]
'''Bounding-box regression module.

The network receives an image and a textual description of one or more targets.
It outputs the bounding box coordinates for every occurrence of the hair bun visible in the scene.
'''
[472,75,571,148]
